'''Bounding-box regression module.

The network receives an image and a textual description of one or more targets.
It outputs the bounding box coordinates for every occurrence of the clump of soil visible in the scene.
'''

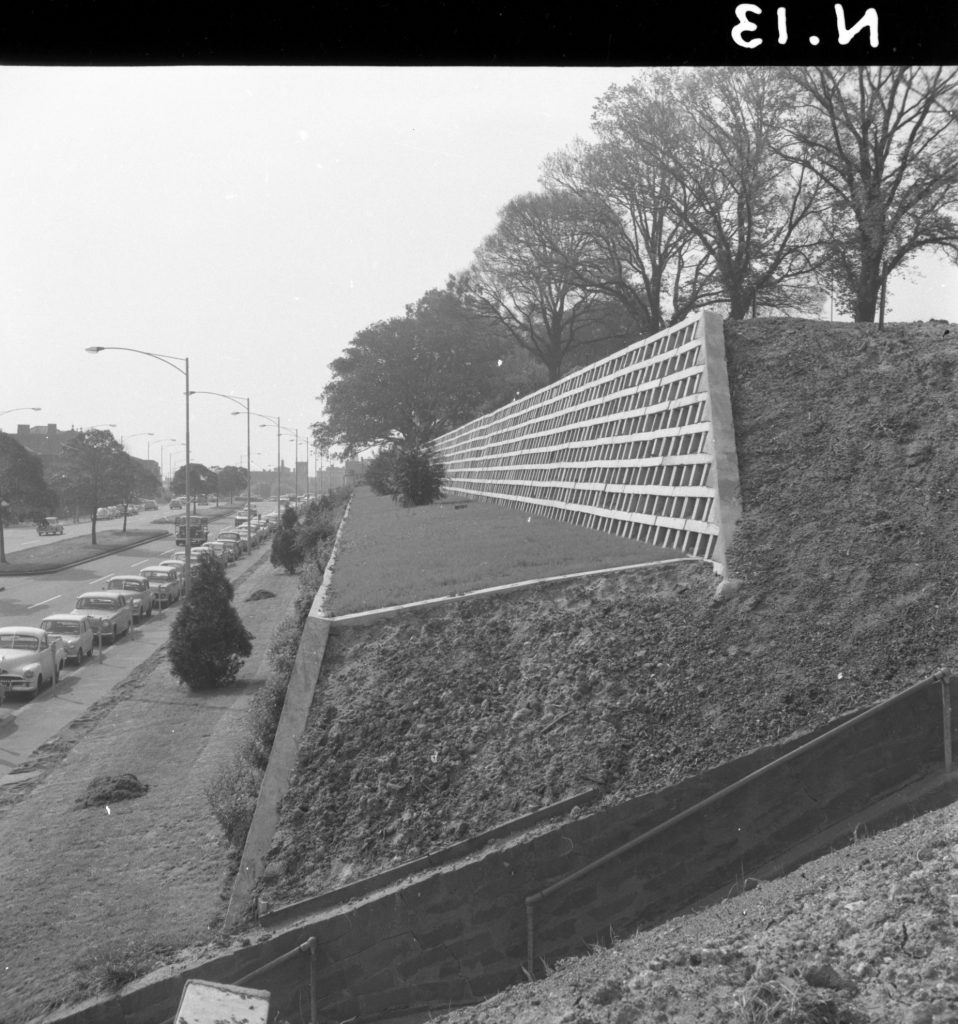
[246,589,276,602]
[257,318,958,911]
[76,773,149,808]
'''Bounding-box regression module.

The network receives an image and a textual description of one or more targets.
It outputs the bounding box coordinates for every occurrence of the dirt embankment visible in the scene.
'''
[257,318,958,913]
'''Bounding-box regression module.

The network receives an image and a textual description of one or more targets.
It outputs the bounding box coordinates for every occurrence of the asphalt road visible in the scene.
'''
[0,508,246,781]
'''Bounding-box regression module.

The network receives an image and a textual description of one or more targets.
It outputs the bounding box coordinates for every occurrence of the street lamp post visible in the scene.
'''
[195,391,252,556]
[86,346,193,593]
[251,413,282,520]
[122,431,154,456]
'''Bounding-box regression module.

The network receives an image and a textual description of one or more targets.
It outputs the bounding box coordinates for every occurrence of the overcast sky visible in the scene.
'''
[2,65,956,473]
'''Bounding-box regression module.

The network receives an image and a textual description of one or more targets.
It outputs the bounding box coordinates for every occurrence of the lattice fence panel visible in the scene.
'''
[433,311,741,571]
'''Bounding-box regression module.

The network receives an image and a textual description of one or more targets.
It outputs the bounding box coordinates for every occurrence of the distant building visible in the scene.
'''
[13,423,80,459]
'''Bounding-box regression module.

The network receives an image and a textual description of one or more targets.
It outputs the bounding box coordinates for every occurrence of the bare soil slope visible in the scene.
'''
[258,319,958,910]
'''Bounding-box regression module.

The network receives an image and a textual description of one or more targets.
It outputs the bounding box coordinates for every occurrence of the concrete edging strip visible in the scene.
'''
[321,556,699,631]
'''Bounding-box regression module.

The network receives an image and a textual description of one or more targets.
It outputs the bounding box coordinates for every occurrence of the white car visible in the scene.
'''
[0,627,66,697]
[38,614,97,664]
[105,575,154,622]
[139,565,183,607]
[72,592,134,643]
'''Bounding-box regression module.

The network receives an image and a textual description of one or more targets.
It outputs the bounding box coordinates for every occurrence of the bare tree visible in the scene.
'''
[458,190,636,382]
[544,98,722,331]
[597,67,826,320]
[784,65,958,324]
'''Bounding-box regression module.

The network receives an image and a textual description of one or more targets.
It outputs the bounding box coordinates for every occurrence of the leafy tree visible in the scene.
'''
[171,463,218,502]
[0,434,56,562]
[457,190,637,382]
[60,429,127,544]
[217,465,249,502]
[783,65,958,323]
[313,288,509,457]
[167,557,252,690]
[112,454,159,533]
[596,67,825,320]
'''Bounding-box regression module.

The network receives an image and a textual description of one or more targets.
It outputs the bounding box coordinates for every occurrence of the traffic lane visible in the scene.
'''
[0,525,247,627]
[0,535,181,625]
[0,600,180,776]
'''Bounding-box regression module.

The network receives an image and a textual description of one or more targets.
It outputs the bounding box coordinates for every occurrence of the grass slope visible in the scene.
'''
[257,318,958,909]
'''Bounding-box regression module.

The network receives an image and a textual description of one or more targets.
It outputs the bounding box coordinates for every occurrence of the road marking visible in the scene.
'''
[90,574,112,586]
[27,594,61,610]
[130,558,150,568]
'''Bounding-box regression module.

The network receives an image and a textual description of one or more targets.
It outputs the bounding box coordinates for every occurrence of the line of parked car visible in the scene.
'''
[0,506,278,703]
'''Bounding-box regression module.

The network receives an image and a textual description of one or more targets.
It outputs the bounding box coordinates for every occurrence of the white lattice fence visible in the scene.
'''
[433,310,742,574]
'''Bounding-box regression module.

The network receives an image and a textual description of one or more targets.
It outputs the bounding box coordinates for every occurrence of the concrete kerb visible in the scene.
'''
[319,556,701,631]
[0,530,172,576]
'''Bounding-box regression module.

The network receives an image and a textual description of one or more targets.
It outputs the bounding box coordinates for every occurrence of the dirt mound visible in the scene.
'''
[76,773,149,808]
[257,318,958,910]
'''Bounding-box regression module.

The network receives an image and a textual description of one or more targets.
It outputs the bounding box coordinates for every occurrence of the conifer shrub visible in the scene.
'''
[392,445,445,506]
[270,505,302,573]
[363,444,445,505]
[167,557,253,690]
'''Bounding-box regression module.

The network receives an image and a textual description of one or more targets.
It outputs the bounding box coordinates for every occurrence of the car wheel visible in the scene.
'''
[111,626,117,643]
[34,675,42,695]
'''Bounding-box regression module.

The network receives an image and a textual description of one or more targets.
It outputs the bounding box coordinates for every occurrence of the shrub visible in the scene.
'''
[365,447,399,496]
[391,445,445,506]
[205,757,261,850]
[167,558,253,690]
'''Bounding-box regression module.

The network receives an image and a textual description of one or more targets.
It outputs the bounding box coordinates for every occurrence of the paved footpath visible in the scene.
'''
[0,550,306,1024]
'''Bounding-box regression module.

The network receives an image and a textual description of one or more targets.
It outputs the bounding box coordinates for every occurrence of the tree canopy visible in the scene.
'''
[171,463,219,498]
[783,65,958,323]
[457,190,639,382]
[313,289,512,457]
[60,429,127,543]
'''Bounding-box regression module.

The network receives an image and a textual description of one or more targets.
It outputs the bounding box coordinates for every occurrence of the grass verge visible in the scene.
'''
[325,487,687,615]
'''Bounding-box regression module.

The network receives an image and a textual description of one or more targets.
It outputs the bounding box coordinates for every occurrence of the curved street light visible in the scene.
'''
[246,411,282,519]
[86,346,192,593]
[194,391,252,553]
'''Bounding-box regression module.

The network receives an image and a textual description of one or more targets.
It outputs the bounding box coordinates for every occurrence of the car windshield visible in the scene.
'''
[0,634,40,650]
[108,580,144,591]
[44,620,83,633]
[76,597,118,609]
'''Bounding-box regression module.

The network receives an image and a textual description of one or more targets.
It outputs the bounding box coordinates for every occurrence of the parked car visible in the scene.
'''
[139,565,182,607]
[217,529,248,554]
[105,575,154,621]
[36,517,65,536]
[142,499,159,511]
[0,627,66,697]
[72,592,133,643]
[197,541,230,566]
[157,558,197,581]
[38,614,97,664]
[169,498,183,510]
